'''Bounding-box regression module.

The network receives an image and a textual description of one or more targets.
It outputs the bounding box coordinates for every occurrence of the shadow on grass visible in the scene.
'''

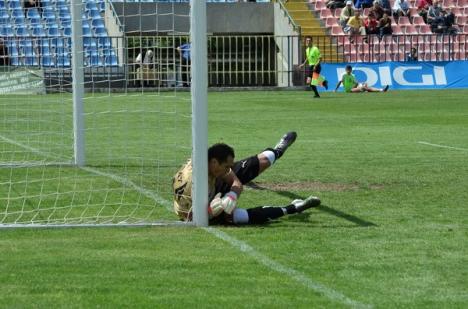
[246,182,377,228]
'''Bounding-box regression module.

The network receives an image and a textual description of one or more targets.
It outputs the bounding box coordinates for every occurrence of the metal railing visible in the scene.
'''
[276,0,302,36]
[2,34,466,89]
[126,34,467,88]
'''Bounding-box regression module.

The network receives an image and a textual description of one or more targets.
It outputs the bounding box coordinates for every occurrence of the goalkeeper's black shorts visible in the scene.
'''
[214,155,260,195]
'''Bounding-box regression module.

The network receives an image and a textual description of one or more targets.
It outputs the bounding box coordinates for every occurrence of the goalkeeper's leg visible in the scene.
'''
[236,131,297,181]
[231,195,321,225]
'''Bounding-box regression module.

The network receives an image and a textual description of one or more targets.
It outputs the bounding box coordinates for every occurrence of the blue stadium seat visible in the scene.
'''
[88,55,102,67]
[47,27,61,37]
[15,26,29,37]
[11,8,24,19]
[56,55,71,67]
[1,24,14,37]
[91,18,105,28]
[27,8,41,19]
[63,26,72,36]
[105,54,118,66]
[99,1,105,12]
[0,9,9,19]
[32,27,46,37]
[8,1,21,9]
[6,40,19,57]
[41,55,54,67]
[82,27,92,36]
[42,8,56,20]
[102,47,113,56]
[24,56,38,66]
[98,37,112,48]
[52,38,65,48]
[83,37,92,47]
[94,27,107,37]
[39,42,51,57]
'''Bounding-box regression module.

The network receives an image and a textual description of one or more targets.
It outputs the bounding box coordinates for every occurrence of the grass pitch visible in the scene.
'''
[0,89,467,307]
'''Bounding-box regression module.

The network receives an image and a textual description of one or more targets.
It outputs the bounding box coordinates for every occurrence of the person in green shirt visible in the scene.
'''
[299,36,328,98]
[334,65,389,93]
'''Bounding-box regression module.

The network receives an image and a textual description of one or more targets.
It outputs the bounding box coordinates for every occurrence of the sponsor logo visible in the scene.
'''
[337,66,447,87]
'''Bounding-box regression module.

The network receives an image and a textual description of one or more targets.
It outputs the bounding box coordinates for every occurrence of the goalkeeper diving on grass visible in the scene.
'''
[172,132,320,225]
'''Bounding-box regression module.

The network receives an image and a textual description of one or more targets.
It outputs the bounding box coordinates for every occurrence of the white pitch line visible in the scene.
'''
[204,227,371,308]
[418,141,468,152]
[1,134,370,308]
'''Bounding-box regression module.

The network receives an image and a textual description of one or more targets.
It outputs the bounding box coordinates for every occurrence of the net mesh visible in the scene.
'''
[0,0,191,226]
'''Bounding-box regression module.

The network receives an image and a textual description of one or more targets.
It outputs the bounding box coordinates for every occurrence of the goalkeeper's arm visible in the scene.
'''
[221,169,243,197]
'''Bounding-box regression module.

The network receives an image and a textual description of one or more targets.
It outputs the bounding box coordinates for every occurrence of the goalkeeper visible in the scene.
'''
[172,132,320,225]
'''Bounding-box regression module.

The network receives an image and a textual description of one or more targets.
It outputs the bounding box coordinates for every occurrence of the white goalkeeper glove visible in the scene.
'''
[221,191,238,215]
[208,193,224,219]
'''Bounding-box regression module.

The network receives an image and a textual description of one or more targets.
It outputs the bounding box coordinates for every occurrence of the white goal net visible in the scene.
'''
[0,0,206,227]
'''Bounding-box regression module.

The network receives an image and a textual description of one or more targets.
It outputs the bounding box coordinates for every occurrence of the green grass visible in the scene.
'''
[1,89,467,307]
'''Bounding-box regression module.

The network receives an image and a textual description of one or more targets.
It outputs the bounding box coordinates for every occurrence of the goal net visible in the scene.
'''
[0,0,207,227]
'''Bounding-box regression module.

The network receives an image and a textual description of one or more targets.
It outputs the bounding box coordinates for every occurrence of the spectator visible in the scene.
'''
[406,47,419,61]
[365,14,379,34]
[427,0,442,26]
[326,0,346,9]
[369,1,385,20]
[135,49,154,87]
[340,1,355,28]
[355,0,374,9]
[176,42,191,87]
[347,10,367,43]
[431,10,447,33]
[393,0,410,18]
[135,49,154,69]
[378,0,392,15]
[378,13,393,38]
[441,9,458,34]
[417,0,432,23]
[23,0,42,17]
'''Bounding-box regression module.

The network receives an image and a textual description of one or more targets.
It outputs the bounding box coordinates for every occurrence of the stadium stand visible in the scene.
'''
[285,0,467,62]
[1,0,117,67]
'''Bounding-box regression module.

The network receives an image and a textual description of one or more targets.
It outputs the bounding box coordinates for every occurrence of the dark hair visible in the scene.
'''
[345,65,353,70]
[208,143,235,163]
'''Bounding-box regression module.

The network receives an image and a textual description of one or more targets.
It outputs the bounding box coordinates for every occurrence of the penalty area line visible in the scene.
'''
[1,134,371,308]
[418,141,468,152]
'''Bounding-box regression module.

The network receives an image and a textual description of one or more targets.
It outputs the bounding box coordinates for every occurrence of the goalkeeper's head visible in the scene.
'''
[208,143,235,178]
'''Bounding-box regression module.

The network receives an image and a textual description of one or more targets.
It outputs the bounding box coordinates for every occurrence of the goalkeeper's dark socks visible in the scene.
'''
[246,206,286,224]
[285,204,298,214]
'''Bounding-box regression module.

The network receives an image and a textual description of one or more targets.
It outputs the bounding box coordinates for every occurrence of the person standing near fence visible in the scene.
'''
[176,42,191,87]
[298,36,328,98]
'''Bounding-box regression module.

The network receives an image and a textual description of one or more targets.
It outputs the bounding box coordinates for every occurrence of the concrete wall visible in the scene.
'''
[273,3,300,87]
[112,3,274,34]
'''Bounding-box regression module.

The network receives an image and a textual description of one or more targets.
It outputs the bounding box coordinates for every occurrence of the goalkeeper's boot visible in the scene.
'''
[273,131,297,159]
[291,196,321,213]
[383,85,389,92]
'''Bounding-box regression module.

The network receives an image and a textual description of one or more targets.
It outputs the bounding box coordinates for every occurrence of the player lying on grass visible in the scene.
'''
[172,132,320,225]
[334,65,389,93]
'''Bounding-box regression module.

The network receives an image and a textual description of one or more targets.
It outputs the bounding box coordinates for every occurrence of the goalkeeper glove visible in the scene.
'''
[221,191,237,215]
[208,193,224,219]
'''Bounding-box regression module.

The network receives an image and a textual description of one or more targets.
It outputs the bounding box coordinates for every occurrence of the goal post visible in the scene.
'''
[70,0,85,167]
[190,0,209,227]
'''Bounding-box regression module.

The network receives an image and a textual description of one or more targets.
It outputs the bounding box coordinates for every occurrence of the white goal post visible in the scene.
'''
[190,0,209,227]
